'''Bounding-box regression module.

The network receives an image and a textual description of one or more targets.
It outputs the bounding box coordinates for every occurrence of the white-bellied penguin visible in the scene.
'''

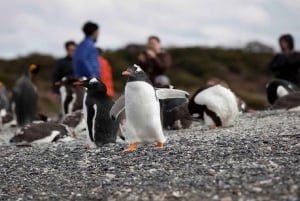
[10,122,74,146]
[55,76,85,117]
[11,64,40,127]
[189,84,238,128]
[266,79,298,105]
[114,64,189,152]
[73,78,116,148]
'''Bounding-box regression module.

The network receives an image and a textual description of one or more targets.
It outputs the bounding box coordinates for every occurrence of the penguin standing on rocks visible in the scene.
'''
[0,81,9,113]
[73,78,116,148]
[189,84,238,128]
[0,82,13,127]
[117,64,189,152]
[55,76,85,117]
[266,79,298,105]
[11,64,40,127]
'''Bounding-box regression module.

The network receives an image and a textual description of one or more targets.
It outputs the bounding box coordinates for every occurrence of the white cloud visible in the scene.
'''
[236,5,271,26]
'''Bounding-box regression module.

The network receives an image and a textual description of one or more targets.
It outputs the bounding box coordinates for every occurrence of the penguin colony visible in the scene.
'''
[2,63,251,151]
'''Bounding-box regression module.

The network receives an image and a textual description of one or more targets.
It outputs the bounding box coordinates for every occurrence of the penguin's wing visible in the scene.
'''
[110,94,125,120]
[155,88,189,100]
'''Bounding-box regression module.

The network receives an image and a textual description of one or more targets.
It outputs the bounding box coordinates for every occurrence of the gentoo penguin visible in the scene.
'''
[11,64,40,127]
[266,79,298,104]
[160,98,192,130]
[271,91,300,110]
[153,75,192,129]
[73,78,116,148]
[0,82,11,127]
[61,110,85,134]
[0,81,9,112]
[55,77,85,117]
[10,122,73,146]
[189,84,239,128]
[117,64,189,152]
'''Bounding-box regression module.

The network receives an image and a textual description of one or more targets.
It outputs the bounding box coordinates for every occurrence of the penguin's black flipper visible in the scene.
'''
[110,94,125,120]
[155,88,189,100]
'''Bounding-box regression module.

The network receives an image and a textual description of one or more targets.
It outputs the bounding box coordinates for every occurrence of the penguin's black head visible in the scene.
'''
[73,77,107,93]
[122,64,152,84]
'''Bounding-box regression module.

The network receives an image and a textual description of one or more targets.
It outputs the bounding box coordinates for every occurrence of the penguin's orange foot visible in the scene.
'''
[155,142,164,150]
[122,143,137,153]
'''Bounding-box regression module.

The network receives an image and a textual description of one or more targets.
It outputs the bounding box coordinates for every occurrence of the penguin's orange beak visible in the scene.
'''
[54,81,61,86]
[122,71,130,76]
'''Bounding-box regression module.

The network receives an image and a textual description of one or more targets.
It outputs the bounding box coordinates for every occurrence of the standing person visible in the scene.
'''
[73,21,100,79]
[269,34,300,86]
[97,48,115,97]
[137,35,172,84]
[52,40,76,95]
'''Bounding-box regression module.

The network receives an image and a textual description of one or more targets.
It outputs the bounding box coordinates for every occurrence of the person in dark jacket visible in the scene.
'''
[269,34,300,86]
[73,21,100,79]
[52,40,76,95]
[138,35,171,84]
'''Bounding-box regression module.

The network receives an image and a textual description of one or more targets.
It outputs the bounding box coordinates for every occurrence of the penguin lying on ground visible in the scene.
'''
[271,91,300,111]
[9,122,74,146]
[55,77,85,117]
[61,110,85,134]
[189,84,239,128]
[11,64,40,127]
[73,78,117,148]
[111,64,189,152]
[266,79,298,105]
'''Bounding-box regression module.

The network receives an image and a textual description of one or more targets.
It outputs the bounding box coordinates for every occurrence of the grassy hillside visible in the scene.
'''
[0,46,274,116]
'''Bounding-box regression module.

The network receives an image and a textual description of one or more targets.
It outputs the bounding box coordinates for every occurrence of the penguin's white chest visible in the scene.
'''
[125,81,165,143]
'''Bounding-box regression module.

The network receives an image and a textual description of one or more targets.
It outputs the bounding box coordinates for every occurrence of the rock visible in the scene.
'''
[0,110,299,200]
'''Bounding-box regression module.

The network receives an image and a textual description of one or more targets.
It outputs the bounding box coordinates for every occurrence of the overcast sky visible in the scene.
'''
[0,0,299,59]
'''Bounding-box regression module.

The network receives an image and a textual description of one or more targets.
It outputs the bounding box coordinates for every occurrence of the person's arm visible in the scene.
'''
[151,52,172,72]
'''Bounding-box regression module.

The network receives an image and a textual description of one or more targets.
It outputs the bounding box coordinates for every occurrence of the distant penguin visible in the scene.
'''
[189,84,239,128]
[73,78,116,148]
[0,82,11,127]
[10,122,73,146]
[55,77,85,117]
[266,79,298,105]
[11,64,40,127]
[160,98,192,130]
[271,91,300,110]
[61,110,85,134]
[0,81,9,112]
[153,75,191,129]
